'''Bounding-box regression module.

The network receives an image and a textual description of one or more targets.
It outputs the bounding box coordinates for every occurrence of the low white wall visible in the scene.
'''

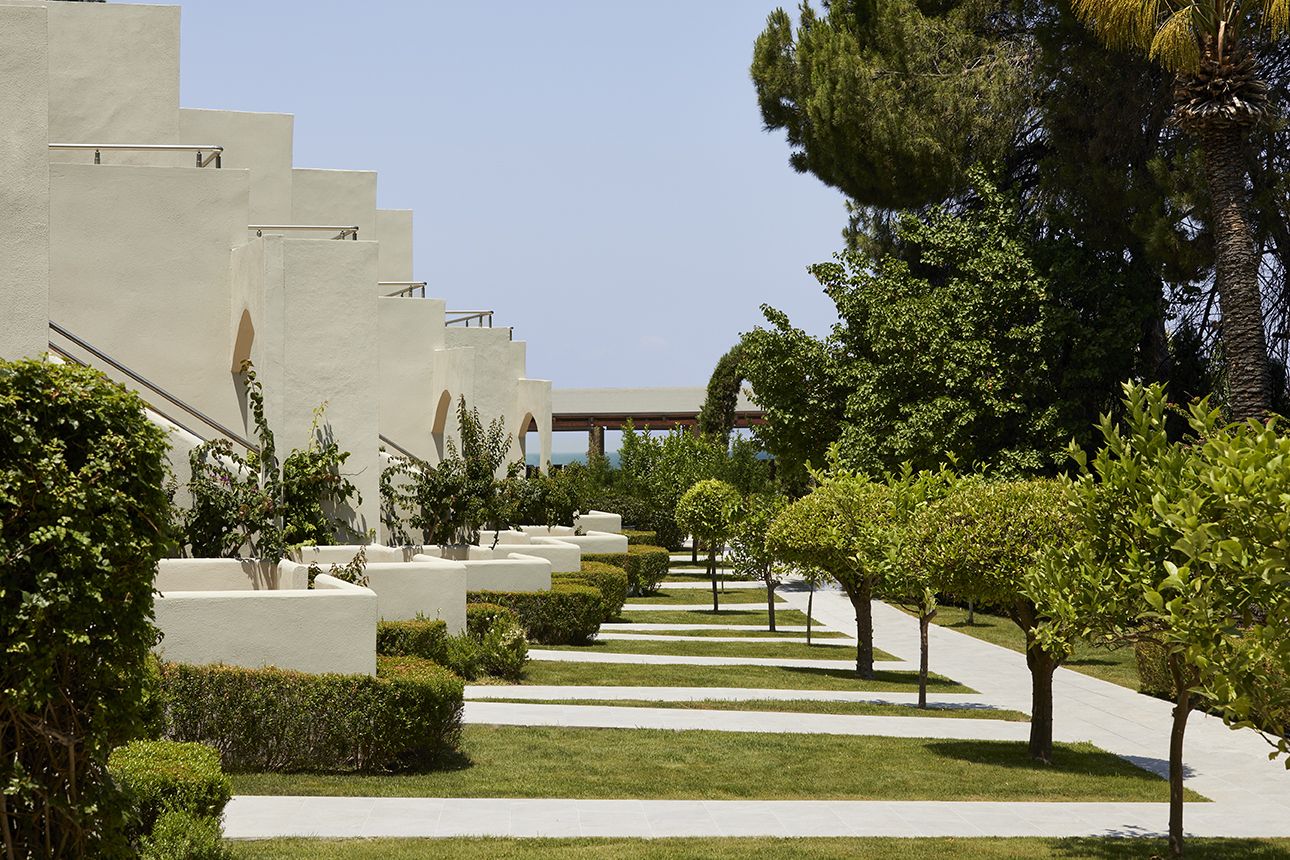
[296,544,408,565]
[423,552,551,593]
[155,558,301,592]
[521,526,629,555]
[575,511,623,534]
[515,538,581,573]
[365,558,467,632]
[153,571,377,676]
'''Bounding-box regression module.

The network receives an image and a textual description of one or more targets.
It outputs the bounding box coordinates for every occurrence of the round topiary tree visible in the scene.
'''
[767,473,893,678]
[727,493,789,631]
[0,359,173,857]
[675,479,742,611]
[905,477,1077,763]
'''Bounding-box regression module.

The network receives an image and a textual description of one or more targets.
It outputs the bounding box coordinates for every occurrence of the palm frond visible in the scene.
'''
[1072,0,1164,51]
[1151,5,1202,72]
[1265,0,1290,38]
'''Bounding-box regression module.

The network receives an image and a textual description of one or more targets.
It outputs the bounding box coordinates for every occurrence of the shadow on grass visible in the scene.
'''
[772,664,964,689]
[1050,837,1285,858]
[924,739,1186,781]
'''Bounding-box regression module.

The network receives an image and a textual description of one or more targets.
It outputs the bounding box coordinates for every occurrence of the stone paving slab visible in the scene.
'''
[224,796,1290,840]
[462,701,1046,740]
[528,649,906,671]
[595,632,855,646]
[463,684,1004,710]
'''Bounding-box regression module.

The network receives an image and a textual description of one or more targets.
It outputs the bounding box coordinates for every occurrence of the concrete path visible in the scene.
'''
[462,700,1041,740]
[463,684,1001,709]
[621,603,783,612]
[658,581,763,590]
[595,632,854,646]
[528,648,904,672]
[606,623,815,632]
[223,796,1290,839]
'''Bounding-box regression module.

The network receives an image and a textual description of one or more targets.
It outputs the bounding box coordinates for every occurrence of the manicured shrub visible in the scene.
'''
[158,660,463,773]
[468,584,603,644]
[466,602,519,639]
[108,741,231,838]
[621,528,659,546]
[585,544,670,596]
[555,562,629,620]
[1135,640,1172,698]
[377,618,449,664]
[476,619,529,680]
[1,359,173,856]
[139,809,229,860]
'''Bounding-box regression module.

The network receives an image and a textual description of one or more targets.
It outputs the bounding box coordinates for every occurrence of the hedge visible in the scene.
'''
[466,602,519,638]
[555,562,628,621]
[108,740,231,840]
[468,583,603,644]
[1,359,173,856]
[378,618,449,664]
[621,529,659,546]
[158,659,463,773]
[1134,640,1172,698]
[378,612,526,682]
[140,810,228,860]
[584,544,670,596]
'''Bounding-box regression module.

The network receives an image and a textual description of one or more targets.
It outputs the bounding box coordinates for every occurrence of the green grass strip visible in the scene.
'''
[521,660,968,692]
[229,726,1198,802]
[628,589,780,605]
[230,837,1287,860]
[614,608,813,626]
[614,627,848,640]
[542,638,893,662]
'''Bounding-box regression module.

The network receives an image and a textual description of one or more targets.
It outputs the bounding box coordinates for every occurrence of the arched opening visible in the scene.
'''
[231,309,255,371]
[431,390,453,461]
[517,412,536,470]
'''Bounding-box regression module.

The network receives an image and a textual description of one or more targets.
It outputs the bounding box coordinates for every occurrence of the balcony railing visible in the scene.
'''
[445,310,494,328]
[250,225,359,240]
[381,281,428,298]
[50,143,224,168]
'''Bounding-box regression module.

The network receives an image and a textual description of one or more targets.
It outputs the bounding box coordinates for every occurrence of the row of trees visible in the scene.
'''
[737,384,1288,857]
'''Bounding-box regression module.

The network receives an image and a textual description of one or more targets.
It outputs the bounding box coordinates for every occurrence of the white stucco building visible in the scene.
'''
[0,0,554,537]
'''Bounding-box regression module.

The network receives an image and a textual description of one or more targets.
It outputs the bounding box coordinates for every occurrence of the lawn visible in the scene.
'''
[599,627,848,640]
[229,726,1194,802]
[521,660,968,691]
[921,605,1141,690]
[627,588,779,605]
[487,697,1030,721]
[542,638,893,662]
[229,837,1290,860]
[614,608,812,626]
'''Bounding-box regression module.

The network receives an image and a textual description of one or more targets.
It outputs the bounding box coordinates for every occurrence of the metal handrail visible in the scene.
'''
[445,310,494,327]
[381,281,428,298]
[379,434,420,461]
[250,224,359,240]
[48,321,258,452]
[50,143,223,168]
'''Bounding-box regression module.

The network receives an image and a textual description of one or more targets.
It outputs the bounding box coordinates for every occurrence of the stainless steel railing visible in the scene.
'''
[445,310,494,327]
[381,281,428,298]
[379,433,420,461]
[48,321,258,452]
[49,143,224,168]
[250,225,359,240]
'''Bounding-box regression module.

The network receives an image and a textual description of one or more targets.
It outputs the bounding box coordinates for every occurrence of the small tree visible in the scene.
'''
[728,493,789,630]
[675,479,742,611]
[906,477,1078,762]
[767,472,891,678]
[1028,383,1290,857]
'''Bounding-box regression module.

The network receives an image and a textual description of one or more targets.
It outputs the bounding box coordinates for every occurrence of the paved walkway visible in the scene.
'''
[605,623,815,632]
[620,603,783,612]
[657,581,764,590]
[528,648,902,671]
[223,796,1290,839]
[595,632,853,646]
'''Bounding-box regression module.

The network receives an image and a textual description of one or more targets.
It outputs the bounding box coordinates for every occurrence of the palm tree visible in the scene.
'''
[1073,0,1281,419]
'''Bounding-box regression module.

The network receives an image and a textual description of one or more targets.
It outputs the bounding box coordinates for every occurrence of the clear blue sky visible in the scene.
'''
[149,1,846,446]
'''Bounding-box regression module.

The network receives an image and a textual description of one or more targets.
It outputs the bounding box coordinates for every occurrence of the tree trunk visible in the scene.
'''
[1167,652,1194,858]
[708,550,719,612]
[1026,643,1057,763]
[967,599,975,625]
[918,611,932,709]
[806,584,814,645]
[843,579,874,679]
[766,580,777,632]
[692,540,698,565]
[1198,122,1269,420]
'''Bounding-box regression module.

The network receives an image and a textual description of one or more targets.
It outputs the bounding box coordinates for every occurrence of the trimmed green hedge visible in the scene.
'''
[622,529,660,546]
[584,544,670,596]
[555,562,628,621]
[158,659,463,773]
[1134,640,1172,698]
[377,618,449,664]
[468,584,602,645]
[108,740,231,838]
[140,809,227,860]
[466,602,519,638]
